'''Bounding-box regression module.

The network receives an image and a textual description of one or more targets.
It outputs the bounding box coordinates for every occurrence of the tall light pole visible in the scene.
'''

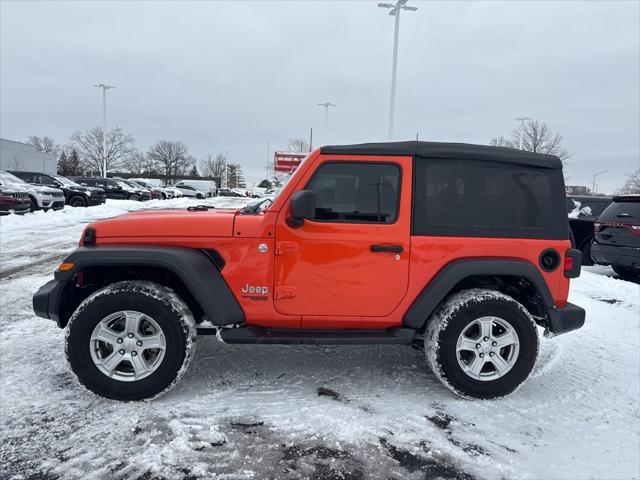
[378,0,417,141]
[317,102,335,138]
[591,170,608,194]
[514,116,531,150]
[94,83,115,177]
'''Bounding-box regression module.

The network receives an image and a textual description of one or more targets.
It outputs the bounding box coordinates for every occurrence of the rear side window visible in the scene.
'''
[413,159,565,239]
[305,162,401,224]
[598,200,640,222]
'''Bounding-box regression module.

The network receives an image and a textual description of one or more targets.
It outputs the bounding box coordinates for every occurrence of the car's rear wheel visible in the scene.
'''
[425,289,538,399]
[580,237,594,266]
[65,281,196,401]
[196,193,204,199]
[69,195,87,207]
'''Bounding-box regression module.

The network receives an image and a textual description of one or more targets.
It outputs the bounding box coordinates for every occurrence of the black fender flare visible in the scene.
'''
[52,246,245,327]
[402,259,554,330]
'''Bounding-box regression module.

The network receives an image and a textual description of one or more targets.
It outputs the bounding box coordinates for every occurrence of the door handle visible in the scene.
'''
[370,244,403,253]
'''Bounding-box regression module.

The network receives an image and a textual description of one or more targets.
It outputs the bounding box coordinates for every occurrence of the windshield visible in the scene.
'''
[52,175,82,187]
[0,171,27,185]
[116,180,134,189]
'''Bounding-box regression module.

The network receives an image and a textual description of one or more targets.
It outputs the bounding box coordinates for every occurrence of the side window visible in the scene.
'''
[38,175,54,185]
[413,159,563,238]
[305,162,400,224]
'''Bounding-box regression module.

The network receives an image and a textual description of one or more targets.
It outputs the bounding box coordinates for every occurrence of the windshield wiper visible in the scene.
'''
[187,205,216,212]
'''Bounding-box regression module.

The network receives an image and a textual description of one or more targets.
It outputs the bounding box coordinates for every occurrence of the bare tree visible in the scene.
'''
[287,137,310,153]
[490,119,571,165]
[71,126,136,174]
[147,141,194,182]
[199,153,226,179]
[27,135,60,155]
[123,150,161,175]
[618,169,640,194]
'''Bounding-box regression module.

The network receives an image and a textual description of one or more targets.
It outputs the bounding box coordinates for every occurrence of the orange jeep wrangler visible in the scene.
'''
[34,142,585,401]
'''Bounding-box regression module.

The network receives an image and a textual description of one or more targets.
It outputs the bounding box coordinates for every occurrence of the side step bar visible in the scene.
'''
[198,325,416,345]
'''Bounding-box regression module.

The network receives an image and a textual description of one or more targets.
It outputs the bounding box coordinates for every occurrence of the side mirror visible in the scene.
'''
[287,190,316,228]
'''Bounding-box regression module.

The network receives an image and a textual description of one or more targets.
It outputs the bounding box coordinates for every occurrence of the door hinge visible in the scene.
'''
[275,241,299,256]
[274,286,296,300]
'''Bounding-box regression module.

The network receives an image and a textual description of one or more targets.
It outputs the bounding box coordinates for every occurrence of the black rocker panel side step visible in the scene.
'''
[216,326,416,345]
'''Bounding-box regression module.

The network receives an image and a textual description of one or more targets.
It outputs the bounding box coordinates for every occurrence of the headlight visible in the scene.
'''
[85,190,92,196]
[37,189,49,195]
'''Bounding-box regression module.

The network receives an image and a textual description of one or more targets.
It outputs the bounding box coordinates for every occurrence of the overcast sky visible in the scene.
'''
[1,0,638,192]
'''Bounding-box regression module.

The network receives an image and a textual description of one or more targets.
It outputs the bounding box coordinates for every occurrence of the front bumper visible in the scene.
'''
[547,302,586,337]
[51,200,65,210]
[33,278,66,326]
[591,242,640,270]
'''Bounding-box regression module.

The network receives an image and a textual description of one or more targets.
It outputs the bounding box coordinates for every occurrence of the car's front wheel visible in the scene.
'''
[425,289,538,399]
[69,195,87,207]
[65,281,196,401]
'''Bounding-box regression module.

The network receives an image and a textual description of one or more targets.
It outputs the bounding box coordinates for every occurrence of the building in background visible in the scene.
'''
[0,138,57,174]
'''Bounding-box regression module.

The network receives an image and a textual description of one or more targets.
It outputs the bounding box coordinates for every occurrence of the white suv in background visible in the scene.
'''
[0,171,65,211]
[175,179,216,197]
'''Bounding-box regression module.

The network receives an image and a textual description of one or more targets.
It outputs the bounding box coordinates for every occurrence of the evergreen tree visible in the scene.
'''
[57,151,69,175]
[68,149,82,176]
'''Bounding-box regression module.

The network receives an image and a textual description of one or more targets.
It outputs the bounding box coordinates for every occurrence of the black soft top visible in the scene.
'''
[321,141,562,170]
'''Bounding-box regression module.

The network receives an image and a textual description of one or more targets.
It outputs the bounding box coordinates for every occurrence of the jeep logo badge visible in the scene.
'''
[258,243,268,253]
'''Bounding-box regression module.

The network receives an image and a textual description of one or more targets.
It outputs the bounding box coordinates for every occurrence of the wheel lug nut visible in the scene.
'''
[131,351,137,357]
[127,333,134,338]
[489,352,495,357]
[116,338,123,344]
[479,353,484,358]
[136,340,143,347]
[483,337,489,342]
[492,341,497,347]
[119,349,125,355]
[475,343,481,349]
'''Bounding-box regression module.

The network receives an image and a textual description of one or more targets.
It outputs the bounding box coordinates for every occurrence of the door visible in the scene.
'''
[274,158,412,321]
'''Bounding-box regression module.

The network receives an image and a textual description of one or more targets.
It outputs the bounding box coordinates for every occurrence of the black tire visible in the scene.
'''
[579,237,594,267]
[425,289,538,399]
[65,281,196,401]
[69,195,87,208]
[612,265,639,280]
[196,193,204,199]
[128,194,140,201]
[28,196,38,212]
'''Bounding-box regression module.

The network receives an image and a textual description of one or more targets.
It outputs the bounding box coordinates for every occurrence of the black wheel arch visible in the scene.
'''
[43,246,244,328]
[403,259,556,331]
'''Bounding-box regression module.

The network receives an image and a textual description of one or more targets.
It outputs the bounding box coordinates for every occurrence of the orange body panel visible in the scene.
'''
[87,149,572,331]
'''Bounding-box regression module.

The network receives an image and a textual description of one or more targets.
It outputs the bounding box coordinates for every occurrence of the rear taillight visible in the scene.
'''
[631,225,640,236]
[594,223,602,232]
[564,256,574,272]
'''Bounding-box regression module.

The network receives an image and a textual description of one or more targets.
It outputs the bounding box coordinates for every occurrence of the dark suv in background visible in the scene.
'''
[73,177,150,201]
[566,195,613,265]
[591,195,640,279]
[9,171,106,207]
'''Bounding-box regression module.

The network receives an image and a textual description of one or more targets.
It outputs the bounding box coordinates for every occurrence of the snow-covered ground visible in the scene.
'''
[1,200,639,480]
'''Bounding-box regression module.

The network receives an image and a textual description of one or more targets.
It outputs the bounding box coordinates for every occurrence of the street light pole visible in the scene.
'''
[591,170,608,194]
[378,0,417,140]
[317,102,336,138]
[514,116,531,150]
[94,83,115,177]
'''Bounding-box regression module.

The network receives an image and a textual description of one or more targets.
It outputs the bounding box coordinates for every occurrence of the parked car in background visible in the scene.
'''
[174,179,216,197]
[9,171,106,207]
[567,195,613,266]
[591,195,640,280]
[217,188,244,197]
[0,171,64,211]
[0,187,30,215]
[130,179,172,199]
[113,178,154,201]
[74,177,149,201]
[163,186,184,198]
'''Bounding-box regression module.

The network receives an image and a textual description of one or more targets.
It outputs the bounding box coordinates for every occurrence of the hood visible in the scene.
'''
[90,208,238,239]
